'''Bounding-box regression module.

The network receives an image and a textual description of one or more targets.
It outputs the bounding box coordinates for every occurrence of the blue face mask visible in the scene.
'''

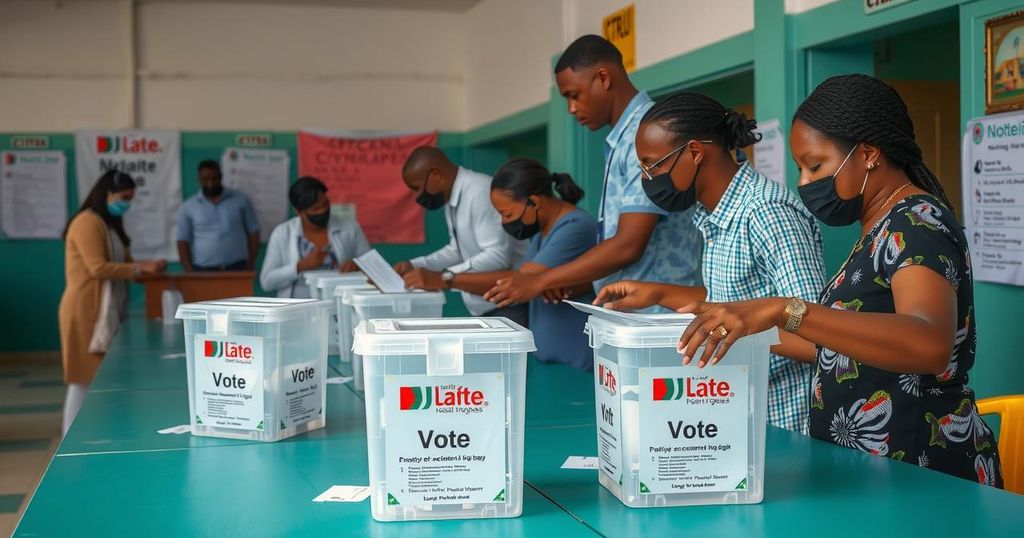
[107,199,131,217]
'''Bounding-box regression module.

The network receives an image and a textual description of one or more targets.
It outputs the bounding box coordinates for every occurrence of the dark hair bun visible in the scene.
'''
[551,172,585,205]
[723,109,761,150]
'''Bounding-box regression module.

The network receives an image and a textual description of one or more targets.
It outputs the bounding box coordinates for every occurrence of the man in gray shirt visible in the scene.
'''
[175,160,260,271]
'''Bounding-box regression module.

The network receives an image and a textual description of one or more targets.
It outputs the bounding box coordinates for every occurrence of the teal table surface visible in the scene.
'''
[88,348,188,392]
[525,359,593,427]
[58,384,368,456]
[16,437,595,538]
[106,315,184,352]
[523,423,1024,538]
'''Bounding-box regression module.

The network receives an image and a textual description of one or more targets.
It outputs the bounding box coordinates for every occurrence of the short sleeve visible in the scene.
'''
[531,213,598,269]
[175,202,192,242]
[877,199,965,290]
[748,199,826,302]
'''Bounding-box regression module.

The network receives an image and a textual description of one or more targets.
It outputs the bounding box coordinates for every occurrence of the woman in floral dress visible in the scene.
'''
[673,74,1002,488]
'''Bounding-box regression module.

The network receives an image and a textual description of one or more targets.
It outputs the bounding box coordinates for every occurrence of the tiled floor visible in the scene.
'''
[0,353,63,538]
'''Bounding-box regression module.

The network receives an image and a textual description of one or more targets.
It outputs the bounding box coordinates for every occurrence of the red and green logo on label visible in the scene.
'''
[96,136,118,153]
[652,378,686,400]
[400,386,432,410]
[203,340,253,361]
[204,340,223,358]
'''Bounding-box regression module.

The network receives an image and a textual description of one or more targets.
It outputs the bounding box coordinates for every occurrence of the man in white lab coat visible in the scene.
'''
[395,146,529,326]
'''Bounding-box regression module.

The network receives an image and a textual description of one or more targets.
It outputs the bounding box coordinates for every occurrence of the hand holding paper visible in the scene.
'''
[353,250,407,293]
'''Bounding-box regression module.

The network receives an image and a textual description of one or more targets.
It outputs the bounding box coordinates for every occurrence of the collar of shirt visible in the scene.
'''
[693,162,757,233]
[448,167,468,208]
[604,91,652,150]
[196,188,235,205]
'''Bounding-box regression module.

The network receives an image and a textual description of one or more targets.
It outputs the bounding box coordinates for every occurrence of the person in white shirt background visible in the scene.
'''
[260,176,371,298]
[395,146,530,326]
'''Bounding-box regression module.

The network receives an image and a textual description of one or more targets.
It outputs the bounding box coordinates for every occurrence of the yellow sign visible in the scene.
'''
[602,4,636,72]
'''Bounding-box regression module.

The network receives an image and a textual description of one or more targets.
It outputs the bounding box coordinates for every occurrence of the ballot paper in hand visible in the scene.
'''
[353,249,407,293]
[564,300,694,325]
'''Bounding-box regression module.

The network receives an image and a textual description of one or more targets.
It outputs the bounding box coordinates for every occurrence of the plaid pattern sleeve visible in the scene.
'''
[749,196,825,434]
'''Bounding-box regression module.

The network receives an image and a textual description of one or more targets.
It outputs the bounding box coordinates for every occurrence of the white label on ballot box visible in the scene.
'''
[384,373,507,506]
[280,360,322,430]
[595,358,623,484]
[193,334,265,431]
[638,366,749,494]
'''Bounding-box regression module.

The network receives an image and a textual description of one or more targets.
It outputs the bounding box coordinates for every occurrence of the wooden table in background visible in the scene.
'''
[137,271,255,319]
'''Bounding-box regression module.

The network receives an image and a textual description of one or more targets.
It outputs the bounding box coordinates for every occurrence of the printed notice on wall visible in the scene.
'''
[752,118,786,185]
[194,335,265,431]
[221,148,290,241]
[0,150,67,239]
[384,373,506,506]
[594,359,623,484]
[964,112,1024,286]
[638,366,749,494]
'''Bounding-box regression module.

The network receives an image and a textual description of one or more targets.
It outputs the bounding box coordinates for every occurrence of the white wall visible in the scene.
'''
[570,0,753,71]
[464,0,755,129]
[0,0,758,132]
[463,0,564,128]
[136,2,465,130]
[0,0,465,132]
[0,1,132,130]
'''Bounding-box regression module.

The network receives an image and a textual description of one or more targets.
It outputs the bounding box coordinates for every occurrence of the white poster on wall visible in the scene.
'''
[0,150,67,239]
[74,130,182,260]
[752,118,786,185]
[963,112,1024,286]
[221,147,290,241]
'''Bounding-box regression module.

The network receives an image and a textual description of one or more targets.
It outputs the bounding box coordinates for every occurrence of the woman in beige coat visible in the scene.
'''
[59,170,165,435]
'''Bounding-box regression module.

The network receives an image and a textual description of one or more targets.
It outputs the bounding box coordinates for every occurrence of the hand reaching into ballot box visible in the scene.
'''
[594,280,663,311]
[393,261,414,276]
[339,260,360,273]
[403,268,446,291]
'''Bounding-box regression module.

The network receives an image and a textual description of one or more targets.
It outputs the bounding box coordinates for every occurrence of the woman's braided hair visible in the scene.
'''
[794,73,954,209]
[641,90,761,152]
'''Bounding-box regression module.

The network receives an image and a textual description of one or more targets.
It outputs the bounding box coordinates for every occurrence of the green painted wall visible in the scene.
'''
[0,131,464,352]
[960,0,1024,399]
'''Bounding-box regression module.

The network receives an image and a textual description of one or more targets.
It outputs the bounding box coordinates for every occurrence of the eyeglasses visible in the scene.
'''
[640,139,713,180]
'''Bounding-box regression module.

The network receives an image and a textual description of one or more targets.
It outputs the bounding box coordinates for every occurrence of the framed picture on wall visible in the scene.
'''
[986,10,1024,114]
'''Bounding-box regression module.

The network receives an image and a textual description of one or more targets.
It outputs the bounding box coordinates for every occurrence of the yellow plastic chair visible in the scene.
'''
[977,395,1024,494]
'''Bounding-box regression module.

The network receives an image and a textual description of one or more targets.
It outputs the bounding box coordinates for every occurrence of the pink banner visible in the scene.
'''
[297,130,437,244]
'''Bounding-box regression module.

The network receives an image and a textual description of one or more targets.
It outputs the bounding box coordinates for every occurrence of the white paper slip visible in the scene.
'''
[564,300,695,325]
[157,424,191,435]
[561,456,599,470]
[353,249,406,293]
[326,376,353,385]
[160,352,187,360]
[313,485,371,503]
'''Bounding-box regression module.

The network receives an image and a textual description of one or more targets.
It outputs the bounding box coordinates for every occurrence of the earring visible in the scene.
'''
[867,162,877,170]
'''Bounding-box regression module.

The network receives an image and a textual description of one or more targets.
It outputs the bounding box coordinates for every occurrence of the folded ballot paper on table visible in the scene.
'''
[568,299,777,509]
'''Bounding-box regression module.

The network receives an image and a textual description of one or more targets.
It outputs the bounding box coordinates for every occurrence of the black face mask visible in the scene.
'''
[202,184,224,198]
[798,145,865,227]
[502,199,541,240]
[415,173,446,211]
[642,147,698,213]
[306,209,330,228]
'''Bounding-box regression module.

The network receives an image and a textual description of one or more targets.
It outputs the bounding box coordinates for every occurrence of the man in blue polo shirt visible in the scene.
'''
[175,160,260,271]
[485,35,702,308]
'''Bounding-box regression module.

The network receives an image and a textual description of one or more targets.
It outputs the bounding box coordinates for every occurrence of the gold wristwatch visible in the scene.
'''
[783,297,807,333]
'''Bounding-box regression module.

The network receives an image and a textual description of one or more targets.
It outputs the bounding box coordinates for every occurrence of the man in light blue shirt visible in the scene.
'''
[484,35,702,307]
[175,160,260,271]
